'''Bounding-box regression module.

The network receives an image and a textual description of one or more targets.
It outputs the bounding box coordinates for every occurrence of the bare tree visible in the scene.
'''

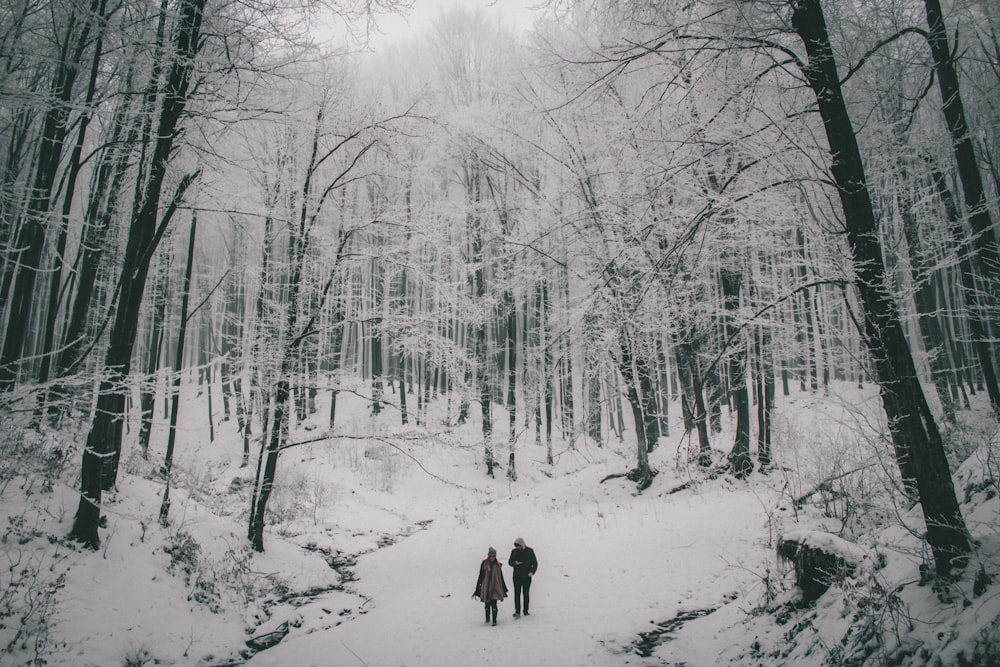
[69,0,206,548]
[787,0,970,573]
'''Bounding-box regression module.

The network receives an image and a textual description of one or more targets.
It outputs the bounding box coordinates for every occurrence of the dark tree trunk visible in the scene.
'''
[234,377,249,467]
[328,292,344,430]
[159,213,197,526]
[251,378,287,552]
[398,350,408,425]
[791,0,971,575]
[636,344,659,453]
[416,357,424,426]
[506,293,517,481]
[675,345,696,434]
[422,363,432,425]
[559,267,575,442]
[53,87,134,387]
[467,164,493,476]
[926,162,1000,414]
[35,7,108,416]
[797,228,818,392]
[137,253,169,458]
[0,0,103,391]
[479,320,493,476]
[370,318,383,415]
[721,268,752,478]
[542,281,554,464]
[707,361,723,434]
[655,338,670,438]
[757,324,774,469]
[205,313,215,441]
[68,0,205,548]
[0,106,35,308]
[899,175,955,422]
[924,0,1000,352]
[586,362,602,447]
[617,327,655,490]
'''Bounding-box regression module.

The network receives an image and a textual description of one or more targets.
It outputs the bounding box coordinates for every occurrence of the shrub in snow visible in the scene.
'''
[163,530,221,612]
[0,549,65,662]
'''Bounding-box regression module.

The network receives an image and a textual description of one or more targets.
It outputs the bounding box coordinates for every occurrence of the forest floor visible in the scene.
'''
[0,378,998,666]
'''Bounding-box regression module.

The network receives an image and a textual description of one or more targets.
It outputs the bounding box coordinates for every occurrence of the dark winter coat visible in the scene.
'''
[474,558,508,602]
[508,546,537,582]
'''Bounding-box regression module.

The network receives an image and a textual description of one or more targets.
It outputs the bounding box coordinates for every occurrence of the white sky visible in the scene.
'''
[322,0,545,51]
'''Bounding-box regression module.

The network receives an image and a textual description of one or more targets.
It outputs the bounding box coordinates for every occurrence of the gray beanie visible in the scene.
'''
[488,546,497,557]
[514,537,526,547]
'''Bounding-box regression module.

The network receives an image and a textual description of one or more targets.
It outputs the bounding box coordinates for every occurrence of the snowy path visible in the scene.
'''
[246,464,778,666]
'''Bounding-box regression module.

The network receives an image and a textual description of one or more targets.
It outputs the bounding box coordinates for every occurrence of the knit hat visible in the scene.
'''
[488,546,497,557]
[514,537,525,547]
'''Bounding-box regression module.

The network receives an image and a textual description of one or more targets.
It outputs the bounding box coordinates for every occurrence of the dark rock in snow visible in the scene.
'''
[777,530,871,601]
[246,621,289,651]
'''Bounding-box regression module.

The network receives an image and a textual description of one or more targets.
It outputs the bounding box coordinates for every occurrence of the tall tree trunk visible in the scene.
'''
[721,268,752,478]
[250,377,287,552]
[137,251,169,458]
[618,326,655,490]
[586,353,603,447]
[423,362,432,424]
[205,312,216,442]
[582,299,603,449]
[0,0,104,391]
[53,85,135,388]
[0,0,99,391]
[560,267,575,442]
[796,228,818,392]
[791,0,971,574]
[757,323,774,469]
[370,318,383,415]
[506,292,517,481]
[533,283,543,448]
[926,161,1000,414]
[68,0,205,548]
[35,6,108,414]
[636,340,659,453]
[924,1,1000,366]
[655,337,670,438]
[707,356,724,433]
[328,293,344,430]
[468,163,493,476]
[675,345,697,434]
[398,349,408,425]
[542,280,553,465]
[0,106,35,305]
[159,213,197,526]
[899,177,955,422]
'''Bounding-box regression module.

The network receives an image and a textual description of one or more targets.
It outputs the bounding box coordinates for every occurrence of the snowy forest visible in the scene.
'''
[2,0,1000,664]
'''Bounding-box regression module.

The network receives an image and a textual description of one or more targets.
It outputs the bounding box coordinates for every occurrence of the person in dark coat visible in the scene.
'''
[508,537,537,618]
[473,546,507,626]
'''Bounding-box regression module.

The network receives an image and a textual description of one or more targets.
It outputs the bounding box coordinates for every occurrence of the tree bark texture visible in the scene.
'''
[160,213,197,526]
[791,0,971,574]
[69,0,206,548]
[1,0,104,390]
[721,268,752,478]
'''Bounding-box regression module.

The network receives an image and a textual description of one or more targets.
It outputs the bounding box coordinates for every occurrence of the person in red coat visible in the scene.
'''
[473,547,507,626]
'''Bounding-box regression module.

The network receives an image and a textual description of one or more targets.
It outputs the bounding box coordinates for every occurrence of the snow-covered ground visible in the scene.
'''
[1,377,998,666]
